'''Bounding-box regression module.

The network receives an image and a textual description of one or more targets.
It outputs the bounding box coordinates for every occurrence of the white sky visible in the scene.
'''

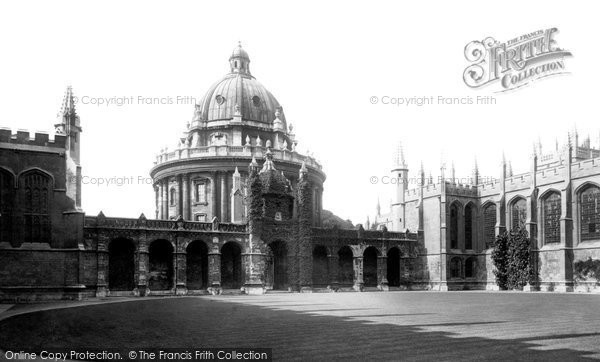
[0,1,598,225]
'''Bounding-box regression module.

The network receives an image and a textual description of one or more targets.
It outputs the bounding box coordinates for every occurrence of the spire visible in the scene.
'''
[472,157,480,185]
[451,161,456,184]
[376,197,381,217]
[249,156,259,173]
[392,142,408,170]
[508,160,514,177]
[55,86,81,135]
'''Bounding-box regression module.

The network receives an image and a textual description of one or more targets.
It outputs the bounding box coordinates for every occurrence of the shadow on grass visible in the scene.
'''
[0,298,597,361]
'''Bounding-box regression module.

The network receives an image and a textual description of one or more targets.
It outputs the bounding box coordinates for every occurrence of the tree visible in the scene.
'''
[506,228,531,289]
[491,228,532,290]
[491,231,509,290]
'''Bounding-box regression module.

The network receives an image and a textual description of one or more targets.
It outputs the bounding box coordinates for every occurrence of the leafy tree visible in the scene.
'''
[492,228,532,290]
[506,228,531,289]
[491,231,509,290]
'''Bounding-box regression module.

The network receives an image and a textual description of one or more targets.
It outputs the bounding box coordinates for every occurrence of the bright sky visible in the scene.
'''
[0,1,598,225]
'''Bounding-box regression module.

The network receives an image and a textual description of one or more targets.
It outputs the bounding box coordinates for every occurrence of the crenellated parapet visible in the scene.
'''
[0,128,67,150]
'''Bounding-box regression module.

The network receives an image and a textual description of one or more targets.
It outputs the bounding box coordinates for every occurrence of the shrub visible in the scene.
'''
[491,231,509,290]
[492,228,532,290]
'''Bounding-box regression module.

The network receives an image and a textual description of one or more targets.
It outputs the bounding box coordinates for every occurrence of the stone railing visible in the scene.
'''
[84,214,247,233]
[153,145,323,171]
[311,227,417,241]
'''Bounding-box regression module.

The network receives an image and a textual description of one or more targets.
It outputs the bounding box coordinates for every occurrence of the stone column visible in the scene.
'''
[377,255,389,291]
[174,247,186,295]
[176,175,183,219]
[182,175,190,220]
[353,256,364,292]
[211,173,218,220]
[328,253,339,288]
[208,251,222,294]
[137,240,149,296]
[157,182,163,219]
[220,172,228,222]
[96,235,109,297]
[155,184,160,219]
[162,179,169,220]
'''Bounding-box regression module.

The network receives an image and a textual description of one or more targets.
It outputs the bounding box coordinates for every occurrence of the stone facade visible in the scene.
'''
[371,139,600,292]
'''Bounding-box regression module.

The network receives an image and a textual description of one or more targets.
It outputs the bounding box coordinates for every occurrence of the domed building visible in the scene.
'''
[150,43,325,225]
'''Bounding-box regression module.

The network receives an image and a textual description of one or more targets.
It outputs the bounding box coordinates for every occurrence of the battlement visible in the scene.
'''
[153,144,323,171]
[0,128,67,149]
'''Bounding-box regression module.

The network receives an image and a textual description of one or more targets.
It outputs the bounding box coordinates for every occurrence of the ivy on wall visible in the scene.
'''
[492,228,533,290]
[574,258,600,283]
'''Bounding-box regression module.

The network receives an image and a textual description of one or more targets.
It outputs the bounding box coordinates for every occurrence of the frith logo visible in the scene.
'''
[463,28,572,92]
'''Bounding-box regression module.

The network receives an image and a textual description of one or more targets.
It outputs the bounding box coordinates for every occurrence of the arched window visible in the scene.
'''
[169,187,176,206]
[465,257,476,278]
[450,258,462,279]
[450,203,459,249]
[511,198,527,230]
[543,192,561,244]
[21,171,51,243]
[465,204,474,250]
[580,185,600,241]
[0,169,14,241]
[483,203,497,247]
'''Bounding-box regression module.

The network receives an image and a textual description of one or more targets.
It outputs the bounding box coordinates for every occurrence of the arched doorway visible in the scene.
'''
[387,247,401,287]
[363,246,379,287]
[221,242,242,289]
[267,241,288,290]
[338,246,354,286]
[186,240,208,290]
[149,239,174,290]
[312,245,329,287]
[108,238,135,291]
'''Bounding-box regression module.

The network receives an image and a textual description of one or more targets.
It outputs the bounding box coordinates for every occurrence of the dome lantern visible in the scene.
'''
[229,41,251,75]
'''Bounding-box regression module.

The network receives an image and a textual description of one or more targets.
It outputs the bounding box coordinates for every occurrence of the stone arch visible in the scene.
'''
[508,195,527,230]
[312,245,329,287]
[221,241,243,289]
[266,240,288,290]
[450,257,462,279]
[337,245,354,286]
[540,189,561,244]
[0,167,15,243]
[186,240,209,290]
[577,183,600,242]
[108,237,136,292]
[464,202,476,250]
[465,257,477,278]
[19,169,53,244]
[449,201,462,249]
[482,201,497,248]
[386,246,401,287]
[363,246,380,287]
[148,239,174,290]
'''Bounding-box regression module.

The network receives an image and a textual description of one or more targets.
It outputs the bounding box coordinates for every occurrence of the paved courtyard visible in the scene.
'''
[1,291,600,361]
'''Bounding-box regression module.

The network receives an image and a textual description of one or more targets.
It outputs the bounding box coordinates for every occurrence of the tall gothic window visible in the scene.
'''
[450,203,459,249]
[511,198,527,230]
[0,169,14,241]
[483,203,497,247]
[21,171,51,243]
[543,192,561,244]
[580,185,600,241]
[465,204,474,249]
[195,181,207,203]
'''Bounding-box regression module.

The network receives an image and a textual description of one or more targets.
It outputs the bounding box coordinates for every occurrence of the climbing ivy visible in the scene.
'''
[492,228,532,290]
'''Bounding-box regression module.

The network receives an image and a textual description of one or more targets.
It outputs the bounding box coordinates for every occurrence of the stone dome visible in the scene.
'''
[195,43,286,126]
